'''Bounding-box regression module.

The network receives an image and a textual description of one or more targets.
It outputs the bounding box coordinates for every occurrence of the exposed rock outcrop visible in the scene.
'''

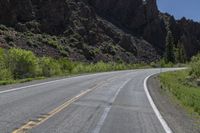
[88,0,200,57]
[0,0,199,63]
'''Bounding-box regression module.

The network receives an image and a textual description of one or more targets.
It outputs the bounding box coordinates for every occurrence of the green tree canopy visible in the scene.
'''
[165,31,175,63]
[175,40,187,63]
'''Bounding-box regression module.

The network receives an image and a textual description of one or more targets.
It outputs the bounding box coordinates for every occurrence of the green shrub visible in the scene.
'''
[0,48,13,80]
[39,57,62,77]
[149,59,175,68]
[58,58,75,73]
[71,61,132,74]
[0,48,5,67]
[0,47,151,85]
[42,37,59,49]
[4,35,14,42]
[71,63,87,74]
[0,24,8,31]
[72,61,107,74]
[190,54,200,78]
[7,48,39,79]
[0,69,13,80]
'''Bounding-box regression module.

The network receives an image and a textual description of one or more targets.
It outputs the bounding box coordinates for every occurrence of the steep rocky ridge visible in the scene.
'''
[88,0,200,57]
[0,0,159,63]
[87,0,166,53]
[159,13,200,58]
[0,0,199,63]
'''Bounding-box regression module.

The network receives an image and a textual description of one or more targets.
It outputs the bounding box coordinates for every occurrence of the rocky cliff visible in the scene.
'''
[0,0,199,63]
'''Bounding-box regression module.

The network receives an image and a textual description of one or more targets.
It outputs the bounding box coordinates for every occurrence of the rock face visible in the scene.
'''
[0,0,70,34]
[88,0,166,52]
[176,18,200,57]
[0,0,199,62]
[88,0,158,31]
[88,0,200,57]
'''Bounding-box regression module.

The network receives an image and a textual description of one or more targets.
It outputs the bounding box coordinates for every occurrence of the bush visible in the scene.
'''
[39,57,62,77]
[190,54,200,78]
[71,61,135,74]
[0,24,8,31]
[0,48,5,67]
[71,63,88,74]
[4,35,14,42]
[0,47,150,85]
[58,58,75,73]
[149,59,175,68]
[0,48,13,80]
[71,61,112,74]
[0,69,13,80]
[7,48,39,79]
[94,61,112,72]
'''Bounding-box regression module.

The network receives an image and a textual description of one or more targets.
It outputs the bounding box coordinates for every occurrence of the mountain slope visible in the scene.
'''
[0,0,199,63]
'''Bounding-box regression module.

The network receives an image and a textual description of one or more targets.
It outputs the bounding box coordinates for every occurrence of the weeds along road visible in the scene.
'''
[0,68,180,133]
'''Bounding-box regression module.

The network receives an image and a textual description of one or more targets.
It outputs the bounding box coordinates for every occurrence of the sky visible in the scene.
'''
[156,0,200,22]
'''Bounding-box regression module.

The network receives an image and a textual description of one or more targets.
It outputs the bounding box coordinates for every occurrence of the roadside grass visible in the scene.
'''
[0,77,45,85]
[159,70,200,116]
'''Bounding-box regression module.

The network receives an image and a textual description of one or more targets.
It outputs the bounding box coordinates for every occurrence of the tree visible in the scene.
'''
[165,31,175,63]
[0,48,13,80]
[7,48,39,79]
[175,40,187,63]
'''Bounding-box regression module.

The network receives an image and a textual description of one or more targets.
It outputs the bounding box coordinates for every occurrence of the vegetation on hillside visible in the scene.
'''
[189,53,200,79]
[0,48,149,85]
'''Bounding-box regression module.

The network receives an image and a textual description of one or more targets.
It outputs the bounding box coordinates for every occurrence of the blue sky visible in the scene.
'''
[156,0,200,21]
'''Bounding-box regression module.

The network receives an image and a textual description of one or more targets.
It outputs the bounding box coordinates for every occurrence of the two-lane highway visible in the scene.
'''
[0,68,178,133]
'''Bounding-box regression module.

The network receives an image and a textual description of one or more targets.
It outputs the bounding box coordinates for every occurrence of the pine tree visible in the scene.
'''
[175,40,187,63]
[165,31,175,63]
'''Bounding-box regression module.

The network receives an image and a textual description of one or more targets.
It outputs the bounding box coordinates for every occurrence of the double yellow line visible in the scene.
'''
[12,76,117,133]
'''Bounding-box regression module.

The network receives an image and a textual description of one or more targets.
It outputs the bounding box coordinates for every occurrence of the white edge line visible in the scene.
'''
[0,72,116,94]
[144,74,173,133]
[0,73,105,94]
[0,70,138,95]
[0,78,70,94]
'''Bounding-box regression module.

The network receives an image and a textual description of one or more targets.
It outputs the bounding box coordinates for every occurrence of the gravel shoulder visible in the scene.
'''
[147,75,200,133]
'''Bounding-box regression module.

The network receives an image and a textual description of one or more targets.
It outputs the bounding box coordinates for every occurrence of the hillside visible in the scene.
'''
[0,0,200,63]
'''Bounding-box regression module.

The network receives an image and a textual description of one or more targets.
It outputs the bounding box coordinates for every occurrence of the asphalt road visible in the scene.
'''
[0,68,179,133]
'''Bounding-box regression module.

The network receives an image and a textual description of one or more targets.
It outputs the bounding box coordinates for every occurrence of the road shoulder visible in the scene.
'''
[147,75,200,133]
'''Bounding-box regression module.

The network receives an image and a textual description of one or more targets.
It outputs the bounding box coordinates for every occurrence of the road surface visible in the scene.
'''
[0,68,178,133]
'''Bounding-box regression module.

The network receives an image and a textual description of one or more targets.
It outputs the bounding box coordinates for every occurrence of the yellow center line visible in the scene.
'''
[12,75,118,133]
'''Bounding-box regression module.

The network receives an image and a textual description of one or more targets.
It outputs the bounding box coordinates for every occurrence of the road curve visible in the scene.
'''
[0,68,179,133]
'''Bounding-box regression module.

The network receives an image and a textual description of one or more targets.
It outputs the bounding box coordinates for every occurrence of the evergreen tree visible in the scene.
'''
[165,31,175,63]
[175,40,187,63]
